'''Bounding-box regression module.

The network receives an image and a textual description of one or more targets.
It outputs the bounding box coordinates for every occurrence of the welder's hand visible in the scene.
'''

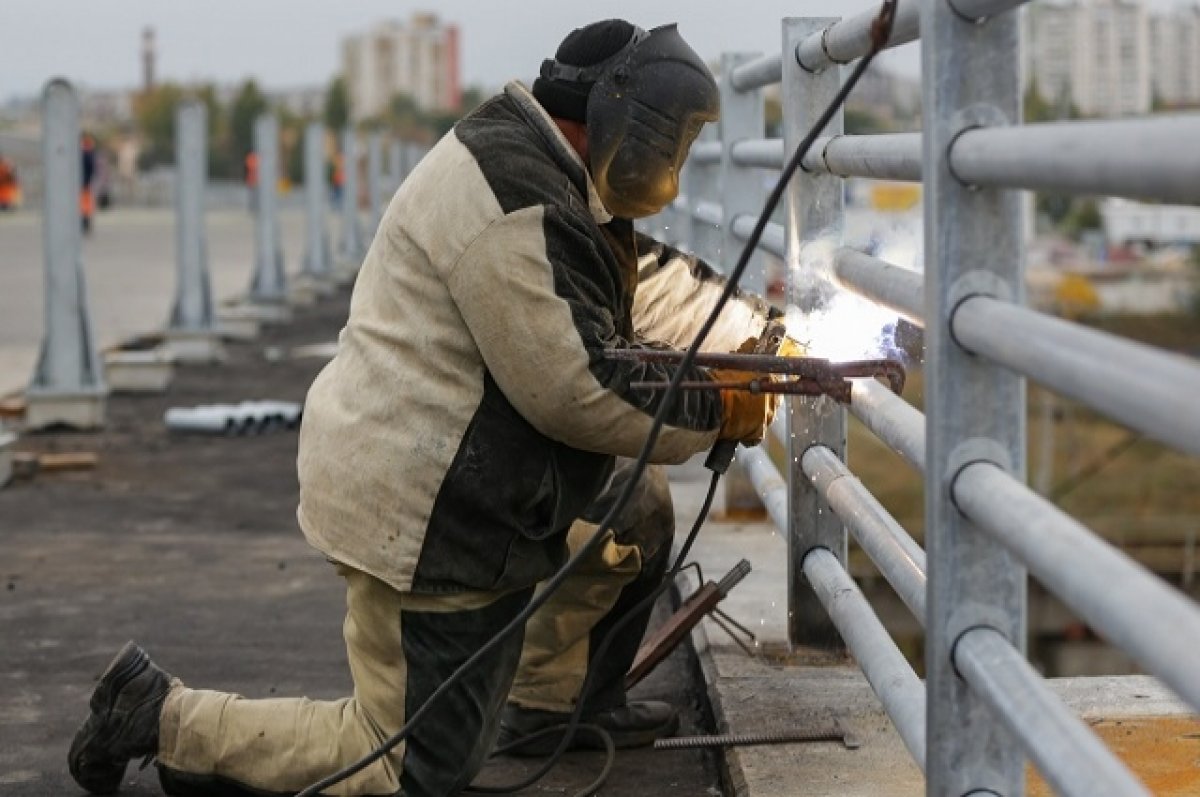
[711,368,778,445]
[776,336,807,359]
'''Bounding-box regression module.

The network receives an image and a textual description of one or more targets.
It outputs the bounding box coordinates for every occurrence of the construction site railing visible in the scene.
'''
[647,4,1200,795]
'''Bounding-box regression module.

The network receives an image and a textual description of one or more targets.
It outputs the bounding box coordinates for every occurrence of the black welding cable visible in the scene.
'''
[294,4,896,795]
[466,468,721,797]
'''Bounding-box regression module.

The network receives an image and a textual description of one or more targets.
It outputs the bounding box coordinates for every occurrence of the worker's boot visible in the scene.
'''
[68,641,173,794]
[496,699,679,756]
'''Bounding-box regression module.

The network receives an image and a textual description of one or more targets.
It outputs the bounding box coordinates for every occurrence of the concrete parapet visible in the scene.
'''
[0,431,14,487]
[24,388,106,431]
[104,348,175,392]
[162,329,225,365]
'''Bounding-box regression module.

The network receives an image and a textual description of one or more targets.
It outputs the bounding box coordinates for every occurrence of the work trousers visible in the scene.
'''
[154,461,674,797]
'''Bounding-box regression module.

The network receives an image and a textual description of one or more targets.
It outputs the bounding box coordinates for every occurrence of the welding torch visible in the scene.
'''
[607,348,907,404]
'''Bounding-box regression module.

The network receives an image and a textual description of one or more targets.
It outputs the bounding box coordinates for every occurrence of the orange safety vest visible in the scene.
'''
[245,152,259,188]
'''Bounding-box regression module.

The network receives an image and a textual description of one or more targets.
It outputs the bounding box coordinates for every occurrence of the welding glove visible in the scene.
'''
[776,336,807,359]
[711,368,778,445]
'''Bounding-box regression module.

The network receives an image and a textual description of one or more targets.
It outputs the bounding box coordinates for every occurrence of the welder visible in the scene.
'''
[68,19,790,796]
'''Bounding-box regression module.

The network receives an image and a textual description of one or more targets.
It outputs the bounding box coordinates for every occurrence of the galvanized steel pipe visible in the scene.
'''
[691,140,722,165]
[734,447,789,532]
[804,134,923,181]
[953,295,1200,457]
[949,117,1200,205]
[803,445,927,620]
[796,0,920,72]
[692,200,723,228]
[731,216,785,259]
[833,248,924,324]
[954,461,1200,713]
[955,628,1151,797]
[804,547,927,769]
[730,54,783,92]
[731,139,784,170]
[848,380,925,471]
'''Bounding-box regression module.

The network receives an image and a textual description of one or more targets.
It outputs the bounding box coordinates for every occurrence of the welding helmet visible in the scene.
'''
[537,23,719,218]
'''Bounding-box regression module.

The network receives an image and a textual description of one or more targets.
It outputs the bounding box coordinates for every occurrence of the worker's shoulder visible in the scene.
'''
[452,94,578,216]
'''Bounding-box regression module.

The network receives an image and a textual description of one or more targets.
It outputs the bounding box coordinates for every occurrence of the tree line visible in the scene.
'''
[131,77,486,183]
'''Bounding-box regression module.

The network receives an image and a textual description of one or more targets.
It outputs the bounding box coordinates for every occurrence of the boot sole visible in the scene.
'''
[68,642,151,794]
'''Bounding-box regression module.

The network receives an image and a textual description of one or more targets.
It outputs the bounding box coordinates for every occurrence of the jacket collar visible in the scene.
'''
[504,81,613,225]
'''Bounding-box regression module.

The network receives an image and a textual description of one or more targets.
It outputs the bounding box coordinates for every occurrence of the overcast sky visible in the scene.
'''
[3,0,925,102]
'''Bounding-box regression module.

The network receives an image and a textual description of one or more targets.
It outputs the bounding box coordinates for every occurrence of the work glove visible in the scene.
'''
[711,368,778,445]
[776,335,807,359]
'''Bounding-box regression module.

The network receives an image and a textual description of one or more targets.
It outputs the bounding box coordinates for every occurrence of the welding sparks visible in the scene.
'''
[783,232,918,363]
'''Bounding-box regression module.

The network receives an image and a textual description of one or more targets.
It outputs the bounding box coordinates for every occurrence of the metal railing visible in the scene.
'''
[647,3,1200,795]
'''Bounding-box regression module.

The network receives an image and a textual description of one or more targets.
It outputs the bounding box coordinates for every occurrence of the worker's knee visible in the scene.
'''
[582,461,674,561]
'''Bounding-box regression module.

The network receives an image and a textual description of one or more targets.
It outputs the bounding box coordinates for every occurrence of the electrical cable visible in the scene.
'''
[295,4,895,795]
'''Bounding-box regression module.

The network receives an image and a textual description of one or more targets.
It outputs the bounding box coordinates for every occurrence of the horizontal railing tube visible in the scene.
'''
[953,295,1200,457]
[731,216,786,259]
[848,379,926,471]
[796,0,921,72]
[730,54,783,92]
[954,461,1200,713]
[804,547,927,769]
[691,141,722,165]
[735,447,788,532]
[803,446,927,620]
[731,138,784,170]
[803,134,923,181]
[692,201,723,228]
[833,248,924,324]
[949,117,1200,205]
[955,628,1151,797]
[947,0,1032,21]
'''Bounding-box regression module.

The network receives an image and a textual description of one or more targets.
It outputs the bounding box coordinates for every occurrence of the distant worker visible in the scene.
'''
[80,133,96,233]
[0,154,19,211]
[330,150,344,209]
[244,150,259,212]
[67,19,799,797]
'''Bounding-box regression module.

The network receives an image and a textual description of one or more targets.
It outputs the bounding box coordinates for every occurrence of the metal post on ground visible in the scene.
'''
[247,113,289,320]
[718,51,771,521]
[921,0,1027,792]
[367,132,384,236]
[296,121,332,301]
[24,78,107,430]
[336,128,366,279]
[165,99,224,363]
[782,17,847,652]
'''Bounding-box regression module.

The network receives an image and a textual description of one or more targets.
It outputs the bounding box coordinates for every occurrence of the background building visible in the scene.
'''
[1149,5,1200,107]
[341,13,460,122]
[1025,0,1200,116]
[1025,0,1151,116]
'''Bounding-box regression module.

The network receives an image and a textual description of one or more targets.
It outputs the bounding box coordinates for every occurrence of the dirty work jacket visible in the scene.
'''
[297,82,777,595]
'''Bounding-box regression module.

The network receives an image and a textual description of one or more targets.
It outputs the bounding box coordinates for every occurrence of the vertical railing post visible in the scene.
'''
[367,131,384,236]
[25,78,106,430]
[922,0,1027,793]
[676,142,697,253]
[248,113,287,305]
[719,53,767,294]
[300,121,332,285]
[166,99,223,362]
[691,124,721,265]
[719,53,771,518]
[337,128,366,276]
[782,18,847,651]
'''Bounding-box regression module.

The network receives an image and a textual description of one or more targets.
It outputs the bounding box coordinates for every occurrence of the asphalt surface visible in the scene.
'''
[0,289,723,796]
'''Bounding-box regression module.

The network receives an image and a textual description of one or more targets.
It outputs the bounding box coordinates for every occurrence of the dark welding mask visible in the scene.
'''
[539,25,719,218]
